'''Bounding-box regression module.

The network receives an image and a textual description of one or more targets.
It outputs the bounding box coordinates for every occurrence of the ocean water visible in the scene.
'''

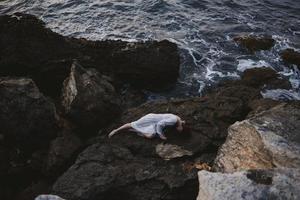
[1,0,300,99]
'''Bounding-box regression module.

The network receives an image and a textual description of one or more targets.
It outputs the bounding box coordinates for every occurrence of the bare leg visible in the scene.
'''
[108,123,132,138]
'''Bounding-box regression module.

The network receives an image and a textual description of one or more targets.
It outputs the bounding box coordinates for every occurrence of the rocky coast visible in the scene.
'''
[0,13,300,200]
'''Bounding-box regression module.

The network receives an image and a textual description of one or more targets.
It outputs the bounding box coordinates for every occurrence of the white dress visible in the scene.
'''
[131,113,178,137]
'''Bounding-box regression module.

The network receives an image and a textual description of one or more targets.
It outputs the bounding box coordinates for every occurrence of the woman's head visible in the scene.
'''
[176,119,186,132]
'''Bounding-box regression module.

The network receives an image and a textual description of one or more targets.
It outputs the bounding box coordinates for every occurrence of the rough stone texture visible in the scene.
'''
[0,13,179,97]
[155,143,193,160]
[46,134,82,176]
[214,102,300,173]
[52,143,198,200]
[61,62,121,132]
[0,77,58,151]
[281,48,300,69]
[197,168,300,200]
[233,35,275,53]
[52,77,264,200]
[110,84,260,157]
[241,67,291,90]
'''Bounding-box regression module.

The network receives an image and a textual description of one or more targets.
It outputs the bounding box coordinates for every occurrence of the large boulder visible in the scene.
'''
[45,134,82,176]
[0,77,58,151]
[197,168,300,200]
[52,143,198,200]
[0,13,180,97]
[214,102,300,173]
[61,62,121,132]
[233,35,275,53]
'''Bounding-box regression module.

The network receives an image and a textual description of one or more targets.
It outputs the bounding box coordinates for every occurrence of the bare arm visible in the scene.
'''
[156,120,167,140]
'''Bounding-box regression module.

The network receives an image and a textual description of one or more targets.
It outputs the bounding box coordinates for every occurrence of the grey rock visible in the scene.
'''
[214,102,300,172]
[156,143,193,160]
[197,168,300,200]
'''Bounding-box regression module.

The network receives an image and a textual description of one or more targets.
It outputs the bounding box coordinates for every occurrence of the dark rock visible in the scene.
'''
[241,67,291,89]
[111,40,180,89]
[246,170,273,185]
[52,143,198,200]
[234,35,275,53]
[112,85,260,156]
[51,67,286,200]
[61,62,121,133]
[0,77,58,152]
[52,82,262,200]
[281,48,300,68]
[14,181,51,200]
[46,134,82,176]
[0,13,180,97]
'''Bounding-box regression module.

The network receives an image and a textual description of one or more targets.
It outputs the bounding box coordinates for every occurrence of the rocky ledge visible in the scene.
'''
[0,13,180,97]
[0,13,299,200]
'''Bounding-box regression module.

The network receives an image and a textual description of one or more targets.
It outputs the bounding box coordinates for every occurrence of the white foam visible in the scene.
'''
[261,89,300,101]
[237,59,272,72]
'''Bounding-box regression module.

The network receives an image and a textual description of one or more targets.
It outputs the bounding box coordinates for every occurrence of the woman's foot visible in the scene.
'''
[108,130,117,138]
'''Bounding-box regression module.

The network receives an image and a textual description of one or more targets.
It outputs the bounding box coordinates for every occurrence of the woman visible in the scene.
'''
[108,113,185,140]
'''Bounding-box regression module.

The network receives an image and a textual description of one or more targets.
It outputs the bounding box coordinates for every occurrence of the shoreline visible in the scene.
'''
[0,13,300,200]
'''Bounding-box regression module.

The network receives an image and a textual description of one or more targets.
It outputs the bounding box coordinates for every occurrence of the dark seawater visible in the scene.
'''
[1,0,300,100]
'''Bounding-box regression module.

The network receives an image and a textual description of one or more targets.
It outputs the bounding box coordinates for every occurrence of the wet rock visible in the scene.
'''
[52,143,198,200]
[111,40,180,89]
[0,13,180,97]
[234,35,275,53]
[46,134,82,176]
[214,102,300,173]
[241,67,291,90]
[0,77,58,151]
[281,48,300,68]
[61,62,121,133]
[197,168,300,200]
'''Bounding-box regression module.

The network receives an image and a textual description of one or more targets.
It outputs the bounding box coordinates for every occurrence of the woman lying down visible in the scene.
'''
[108,113,186,140]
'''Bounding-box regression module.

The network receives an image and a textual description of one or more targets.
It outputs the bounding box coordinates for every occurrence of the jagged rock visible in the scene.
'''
[51,81,262,200]
[51,68,286,200]
[52,143,198,200]
[109,84,260,158]
[46,134,82,176]
[233,35,275,53]
[156,143,193,160]
[214,102,300,173]
[281,49,300,68]
[241,67,291,89]
[0,13,179,97]
[197,168,300,200]
[0,77,58,151]
[61,62,121,132]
